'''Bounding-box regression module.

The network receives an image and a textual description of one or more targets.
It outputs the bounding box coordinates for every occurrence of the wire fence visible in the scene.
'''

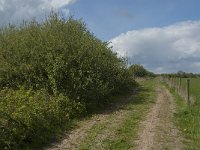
[161,77,193,106]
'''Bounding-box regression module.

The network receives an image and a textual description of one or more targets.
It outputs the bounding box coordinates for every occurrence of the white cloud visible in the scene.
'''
[49,0,75,8]
[0,0,76,26]
[110,21,200,73]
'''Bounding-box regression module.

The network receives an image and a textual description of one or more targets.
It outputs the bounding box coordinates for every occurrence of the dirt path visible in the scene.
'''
[135,85,184,150]
[46,114,108,150]
[46,81,185,150]
[46,90,137,150]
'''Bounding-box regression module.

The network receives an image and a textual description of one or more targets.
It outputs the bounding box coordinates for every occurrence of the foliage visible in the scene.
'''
[161,71,200,78]
[129,64,155,77]
[0,13,135,105]
[0,88,85,149]
[0,12,136,149]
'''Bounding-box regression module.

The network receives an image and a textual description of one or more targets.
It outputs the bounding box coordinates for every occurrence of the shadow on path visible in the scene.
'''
[45,84,153,150]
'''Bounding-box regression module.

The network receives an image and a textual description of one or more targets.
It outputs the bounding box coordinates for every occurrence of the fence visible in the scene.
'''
[161,77,192,106]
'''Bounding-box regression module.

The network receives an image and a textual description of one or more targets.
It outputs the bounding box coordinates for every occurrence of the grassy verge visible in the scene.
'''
[79,78,158,150]
[163,81,200,150]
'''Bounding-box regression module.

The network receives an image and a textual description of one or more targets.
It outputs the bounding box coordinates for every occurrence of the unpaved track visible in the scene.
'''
[46,83,185,150]
[47,110,133,150]
[46,91,136,150]
[135,85,184,150]
[46,114,108,150]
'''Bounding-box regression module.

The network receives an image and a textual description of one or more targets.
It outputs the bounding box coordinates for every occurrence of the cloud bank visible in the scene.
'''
[110,21,200,73]
[0,0,76,26]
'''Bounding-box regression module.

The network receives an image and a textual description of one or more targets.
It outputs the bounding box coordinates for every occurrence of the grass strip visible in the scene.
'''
[163,81,200,150]
[103,78,157,150]
[78,78,158,150]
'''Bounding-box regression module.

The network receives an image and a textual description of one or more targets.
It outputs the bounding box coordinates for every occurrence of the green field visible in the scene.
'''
[181,78,200,102]
[169,77,200,101]
[166,77,200,149]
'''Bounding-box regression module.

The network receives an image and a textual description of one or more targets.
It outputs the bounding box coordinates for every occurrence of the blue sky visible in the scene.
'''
[67,0,200,40]
[1,0,200,73]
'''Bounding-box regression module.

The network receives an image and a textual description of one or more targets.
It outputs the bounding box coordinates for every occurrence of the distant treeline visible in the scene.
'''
[161,71,200,78]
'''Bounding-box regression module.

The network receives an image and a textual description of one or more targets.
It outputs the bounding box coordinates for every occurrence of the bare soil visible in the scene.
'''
[135,85,184,150]
[46,115,108,150]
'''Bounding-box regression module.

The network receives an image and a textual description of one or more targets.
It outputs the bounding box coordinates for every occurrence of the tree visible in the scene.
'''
[129,64,148,77]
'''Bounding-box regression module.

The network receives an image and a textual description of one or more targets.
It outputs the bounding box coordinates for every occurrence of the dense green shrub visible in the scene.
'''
[0,13,135,104]
[0,12,136,149]
[0,88,85,149]
[129,64,155,77]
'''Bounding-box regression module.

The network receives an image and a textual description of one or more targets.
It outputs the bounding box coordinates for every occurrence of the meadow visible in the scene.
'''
[180,78,200,101]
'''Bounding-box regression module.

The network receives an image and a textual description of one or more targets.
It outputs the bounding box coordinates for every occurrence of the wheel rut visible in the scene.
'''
[135,85,184,150]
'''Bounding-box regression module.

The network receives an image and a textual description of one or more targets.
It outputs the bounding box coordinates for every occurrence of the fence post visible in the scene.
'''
[179,78,181,94]
[173,77,176,88]
[170,78,172,87]
[186,79,190,106]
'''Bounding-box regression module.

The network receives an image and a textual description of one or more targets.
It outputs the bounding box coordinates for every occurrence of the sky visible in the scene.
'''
[1,0,200,73]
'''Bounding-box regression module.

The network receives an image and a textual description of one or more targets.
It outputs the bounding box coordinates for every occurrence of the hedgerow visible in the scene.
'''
[129,64,155,77]
[0,12,136,149]
[0,88,85,149]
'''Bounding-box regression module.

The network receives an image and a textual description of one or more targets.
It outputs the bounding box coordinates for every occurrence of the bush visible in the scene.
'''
[0,12,136,149]
[0,13,135,105]
[0,88,85,149]
[129,64,155,77]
